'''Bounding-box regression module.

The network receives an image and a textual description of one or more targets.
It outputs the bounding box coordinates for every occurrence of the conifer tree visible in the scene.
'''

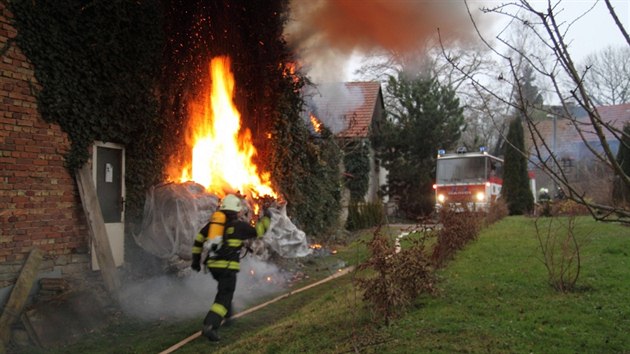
[612,123,630,207]
[373,73,464,216]
[501,118,534,215]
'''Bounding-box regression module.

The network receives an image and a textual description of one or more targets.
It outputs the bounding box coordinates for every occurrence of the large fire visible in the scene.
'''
[168,56,276,199]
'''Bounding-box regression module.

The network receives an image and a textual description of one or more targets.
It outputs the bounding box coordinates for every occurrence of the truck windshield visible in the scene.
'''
[436,156,487,184]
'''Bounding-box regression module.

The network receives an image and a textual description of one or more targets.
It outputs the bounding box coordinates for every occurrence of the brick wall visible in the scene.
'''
[0,5,90,289]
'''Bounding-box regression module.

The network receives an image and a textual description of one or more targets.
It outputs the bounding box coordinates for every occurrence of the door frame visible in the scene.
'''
[91,141,126,269]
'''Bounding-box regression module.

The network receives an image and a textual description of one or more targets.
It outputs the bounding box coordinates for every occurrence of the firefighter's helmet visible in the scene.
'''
[220,194,243,212]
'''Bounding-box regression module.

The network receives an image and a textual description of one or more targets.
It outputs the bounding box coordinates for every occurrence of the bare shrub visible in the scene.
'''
[355,227,436,324]
[534,201,553,217]
[551,199,591,216]
[431,206,481,268]
[534,216,589,292]
[485,199,509,225]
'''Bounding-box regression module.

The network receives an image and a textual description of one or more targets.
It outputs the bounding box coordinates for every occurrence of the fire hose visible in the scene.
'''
[159,266,355,354]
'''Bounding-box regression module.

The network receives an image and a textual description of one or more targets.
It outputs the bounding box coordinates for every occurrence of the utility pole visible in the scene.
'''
[547,113,558,196]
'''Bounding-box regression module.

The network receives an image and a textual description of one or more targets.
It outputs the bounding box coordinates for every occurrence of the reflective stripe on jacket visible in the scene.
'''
[205,212,258,271]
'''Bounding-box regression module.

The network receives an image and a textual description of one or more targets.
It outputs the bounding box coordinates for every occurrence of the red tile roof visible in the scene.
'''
[313,81,383,139]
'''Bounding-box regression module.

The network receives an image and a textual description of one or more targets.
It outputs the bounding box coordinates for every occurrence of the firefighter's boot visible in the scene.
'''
[222,316,234,327]
[202,324,220,342]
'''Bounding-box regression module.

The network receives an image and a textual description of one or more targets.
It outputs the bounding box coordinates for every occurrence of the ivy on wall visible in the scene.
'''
[10,0,343,238]
[343,139,371,202]
[159,0,343,237]
[10,0,166,223]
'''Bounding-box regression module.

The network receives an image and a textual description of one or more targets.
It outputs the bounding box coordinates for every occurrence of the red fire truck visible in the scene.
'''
[433,147,503,212]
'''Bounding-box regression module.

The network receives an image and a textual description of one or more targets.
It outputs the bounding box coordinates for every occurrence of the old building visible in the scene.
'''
[528,103,630,204]
[0,5,93,295]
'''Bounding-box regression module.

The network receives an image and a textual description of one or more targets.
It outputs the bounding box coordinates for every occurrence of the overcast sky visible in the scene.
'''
[343,0,629,81]
[491,0,629,61]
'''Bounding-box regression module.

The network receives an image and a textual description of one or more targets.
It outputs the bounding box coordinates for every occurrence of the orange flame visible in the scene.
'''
[169,56,276,199]
[281,62,301,86]
[309,113,323,133]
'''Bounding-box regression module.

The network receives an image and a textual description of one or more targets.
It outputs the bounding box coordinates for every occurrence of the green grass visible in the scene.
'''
[20,217,630,353]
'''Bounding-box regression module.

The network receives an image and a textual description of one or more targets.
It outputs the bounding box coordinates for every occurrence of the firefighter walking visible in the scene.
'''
[191,194,270,341]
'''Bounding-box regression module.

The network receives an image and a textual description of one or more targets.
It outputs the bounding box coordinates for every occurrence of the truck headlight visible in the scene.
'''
[476,192,485,202]
[438,194,446,203]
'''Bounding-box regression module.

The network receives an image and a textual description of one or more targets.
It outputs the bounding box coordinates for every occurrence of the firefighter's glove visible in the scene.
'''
[191,253,201,272]
[255,216,271,237]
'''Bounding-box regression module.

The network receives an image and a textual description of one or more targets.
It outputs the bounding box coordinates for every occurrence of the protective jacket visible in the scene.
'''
[192,210,268,271]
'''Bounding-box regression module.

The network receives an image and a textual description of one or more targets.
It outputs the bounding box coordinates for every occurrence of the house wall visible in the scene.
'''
[532,156,614,205]
[0,5,90,290]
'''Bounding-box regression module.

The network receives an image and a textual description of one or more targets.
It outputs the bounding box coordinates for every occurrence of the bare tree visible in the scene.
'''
[354,40,506,151]
[579,45,630,105]
[449,0,630,223]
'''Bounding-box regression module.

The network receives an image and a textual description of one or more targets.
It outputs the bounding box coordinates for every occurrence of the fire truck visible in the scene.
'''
[433,147,503,212]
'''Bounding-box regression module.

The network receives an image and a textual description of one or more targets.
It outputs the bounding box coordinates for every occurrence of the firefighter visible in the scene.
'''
[538,188,551,202]
[191,194,270,342]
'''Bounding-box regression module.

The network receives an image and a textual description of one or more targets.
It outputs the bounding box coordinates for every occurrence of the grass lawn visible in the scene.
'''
[20,216,630,353]
[384,216,630,353]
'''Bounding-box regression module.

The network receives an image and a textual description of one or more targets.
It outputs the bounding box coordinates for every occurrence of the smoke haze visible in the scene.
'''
[117,256,286,321]
[284,0,488,83]
[305,82,365,134]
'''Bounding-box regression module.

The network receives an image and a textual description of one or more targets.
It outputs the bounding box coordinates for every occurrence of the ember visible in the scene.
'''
[308,243,335,258]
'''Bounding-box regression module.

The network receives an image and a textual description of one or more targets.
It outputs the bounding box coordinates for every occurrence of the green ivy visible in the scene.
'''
[9,0,166,223]
[10,0,343,239]
[269,80,342,237]
[343,139,370,202]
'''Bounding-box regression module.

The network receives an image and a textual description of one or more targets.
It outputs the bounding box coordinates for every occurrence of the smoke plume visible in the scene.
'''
[284,0,487,83]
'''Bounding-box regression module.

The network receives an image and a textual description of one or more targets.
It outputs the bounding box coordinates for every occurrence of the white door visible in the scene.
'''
[91,142,125,270]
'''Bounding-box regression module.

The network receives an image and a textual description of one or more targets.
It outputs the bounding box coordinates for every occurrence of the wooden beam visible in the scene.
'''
[159,267,355,354]
[75,163,120,293]
[0,248,43,345]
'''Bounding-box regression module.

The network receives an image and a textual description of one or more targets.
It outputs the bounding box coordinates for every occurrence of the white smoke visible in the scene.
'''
[117,256,286,321]
[305,82,365,134]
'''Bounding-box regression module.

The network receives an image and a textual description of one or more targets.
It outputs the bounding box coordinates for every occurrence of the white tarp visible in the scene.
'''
[134,182,218,260]
[263,205,312,258]
[133,182,311,260]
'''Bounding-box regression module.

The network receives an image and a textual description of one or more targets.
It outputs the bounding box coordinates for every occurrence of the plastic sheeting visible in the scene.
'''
[134,182,218,260]
[133,182,311,261]
[263,205,312,258]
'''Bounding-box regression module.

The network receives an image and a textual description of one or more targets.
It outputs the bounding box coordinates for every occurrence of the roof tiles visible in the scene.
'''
[312,81,382,139]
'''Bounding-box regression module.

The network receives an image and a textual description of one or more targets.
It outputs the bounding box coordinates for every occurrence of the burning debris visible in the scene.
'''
[166,56,276,200]
[134,182,311,263]
[134,55,312,274]
[308,243,337,257]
